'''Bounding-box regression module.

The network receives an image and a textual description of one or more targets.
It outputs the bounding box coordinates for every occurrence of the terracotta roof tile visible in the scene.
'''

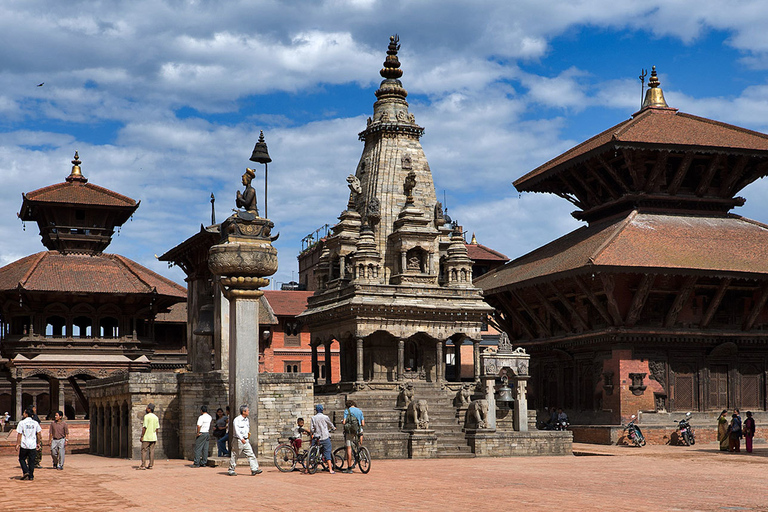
[23,181,137,208]
[263,290,313,317]
[476,211,768,293]
[155,302,187,323]
[466,243,509,262]
[515,108,768,189]
[0,251,185,298]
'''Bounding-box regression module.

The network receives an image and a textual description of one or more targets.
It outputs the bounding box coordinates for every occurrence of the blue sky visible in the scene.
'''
[4,1,768,288]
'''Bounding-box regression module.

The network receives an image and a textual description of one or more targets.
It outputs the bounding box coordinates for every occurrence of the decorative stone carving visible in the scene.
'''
[434,201,445,227]
[403,170,416,201]
[648,360,666,391]
[454,382,473,407]
[408,113,415,123]
[401,153,412,170]
[346,174,362,195]
[379,111,389,122]
[405,399,429,429]
[366,198,381,225]
[397,382,414,409]
[397,110,407,121]
[629,373,647,396]
[465,399,488,429]
[366,117,372,126]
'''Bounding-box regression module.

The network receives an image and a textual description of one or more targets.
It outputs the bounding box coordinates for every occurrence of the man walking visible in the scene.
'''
[31,405,42,468]
[139,403,159,470]
[49,410,69,470]
[15,407,42,481]
[228,405,261,476]
[310,404,336,474]
[193,405,212,468]
[342,400,364,473]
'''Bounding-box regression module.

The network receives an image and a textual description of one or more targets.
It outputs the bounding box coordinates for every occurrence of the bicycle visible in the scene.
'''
[332,436,371,474]
[273,437,310,473]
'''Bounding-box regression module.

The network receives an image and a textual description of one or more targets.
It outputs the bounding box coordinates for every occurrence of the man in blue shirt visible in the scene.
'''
[342,400,365,473]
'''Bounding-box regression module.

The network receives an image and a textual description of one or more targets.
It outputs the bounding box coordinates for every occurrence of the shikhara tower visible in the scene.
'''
[299,36,492,387]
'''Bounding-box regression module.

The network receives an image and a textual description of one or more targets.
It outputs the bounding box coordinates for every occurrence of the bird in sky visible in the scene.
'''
[37,83,44,87]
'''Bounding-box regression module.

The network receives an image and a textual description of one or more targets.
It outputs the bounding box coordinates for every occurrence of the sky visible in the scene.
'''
[5,0,768,288]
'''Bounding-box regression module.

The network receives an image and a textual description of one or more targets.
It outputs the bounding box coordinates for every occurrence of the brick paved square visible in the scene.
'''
[1,445,767,512]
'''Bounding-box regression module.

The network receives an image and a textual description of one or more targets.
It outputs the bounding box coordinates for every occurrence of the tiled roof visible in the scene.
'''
[0,251,186,298]
[466,243,509,262]
[476,211,768,293]
[154,302,187,323]
[263,290,313,317]
[23,180,137,208]
[515,108,768,189]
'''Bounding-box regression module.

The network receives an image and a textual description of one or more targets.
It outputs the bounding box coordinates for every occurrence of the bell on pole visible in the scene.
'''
[250,130,272,164]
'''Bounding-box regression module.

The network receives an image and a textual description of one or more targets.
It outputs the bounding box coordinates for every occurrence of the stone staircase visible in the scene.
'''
[322,382,474,459]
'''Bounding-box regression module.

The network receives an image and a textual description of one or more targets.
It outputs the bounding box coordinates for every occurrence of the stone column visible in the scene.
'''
[400,251,407,274]
[111,405,119,457]
[12,378,22,422]
[89,404,97,453]
[228,296,261,454]
[514,376,529,432]
[435,340,443,384]
[473,339,481,381]
[483,376,497,431]
[454,338,462,381]
[119,404,127,458]
[356,337,364,383]
[56,378,66,416]
[208,208,278,459]
[397,338,405,381]
[324,341,332,384]
[311,342,319,384]
[213,283,230,373]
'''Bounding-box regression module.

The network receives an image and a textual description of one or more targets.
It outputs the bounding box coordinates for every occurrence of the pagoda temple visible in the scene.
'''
[477,68,768,427]
[0,152,186,421]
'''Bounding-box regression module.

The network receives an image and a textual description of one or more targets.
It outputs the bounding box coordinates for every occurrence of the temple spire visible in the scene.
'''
[380,35,403,79]
[66,151,88,183]
[641,66,670,110]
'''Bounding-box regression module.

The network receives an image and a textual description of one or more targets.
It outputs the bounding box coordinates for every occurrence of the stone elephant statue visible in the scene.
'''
[406,399,429,429]
[465,399,488,429]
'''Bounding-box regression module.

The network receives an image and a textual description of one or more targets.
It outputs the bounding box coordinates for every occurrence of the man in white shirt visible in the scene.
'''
[227,405,261,476]
[193,405,212,468]
[15,407,42,481]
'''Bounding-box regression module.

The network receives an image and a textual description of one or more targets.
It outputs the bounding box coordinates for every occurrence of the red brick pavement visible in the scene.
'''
[1,444,767,511]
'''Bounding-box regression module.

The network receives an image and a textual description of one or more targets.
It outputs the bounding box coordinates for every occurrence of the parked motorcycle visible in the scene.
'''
[676,412,695,446]
[624,415,646,447]
[555,418,570,431]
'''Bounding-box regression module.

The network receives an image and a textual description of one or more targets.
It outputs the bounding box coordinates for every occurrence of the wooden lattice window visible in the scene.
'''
[673,365,695,411]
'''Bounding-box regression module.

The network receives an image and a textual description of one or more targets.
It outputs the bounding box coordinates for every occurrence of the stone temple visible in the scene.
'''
[299,36,570,457]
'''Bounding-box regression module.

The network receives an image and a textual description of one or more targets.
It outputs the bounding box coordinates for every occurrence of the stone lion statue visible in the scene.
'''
[346,174,362,195]
[396,382,414,409]
[465,399,489,429]
[454,383,473,408]
[406,399,429,430]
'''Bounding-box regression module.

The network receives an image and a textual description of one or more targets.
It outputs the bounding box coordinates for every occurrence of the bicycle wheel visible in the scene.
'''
[307,445,320,474]
[273,444,296,473]
[332,447,347,471]
[358,446,371,474]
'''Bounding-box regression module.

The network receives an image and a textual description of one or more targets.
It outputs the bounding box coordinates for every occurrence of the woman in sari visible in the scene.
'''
[717,409,729,451]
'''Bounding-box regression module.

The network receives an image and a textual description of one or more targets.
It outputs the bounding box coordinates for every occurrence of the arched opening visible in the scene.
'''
[99,317,119,338]
[45,315,66,337]
[405,339,420,372]
[10,315,31,336]
[72,316,93,338]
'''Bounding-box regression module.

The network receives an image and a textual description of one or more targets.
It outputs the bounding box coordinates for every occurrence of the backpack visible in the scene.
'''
[344,409,360,436]
[731,416,742,433]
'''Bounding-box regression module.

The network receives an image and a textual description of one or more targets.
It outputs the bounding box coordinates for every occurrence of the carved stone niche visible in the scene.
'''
[654,393,667,412]
[602,371,614,396]
[629,373,647,396]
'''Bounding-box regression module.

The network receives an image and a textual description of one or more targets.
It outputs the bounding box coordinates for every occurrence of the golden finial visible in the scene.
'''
[66,150,87,182]
[641,66,669,110]
[470,232,478,244]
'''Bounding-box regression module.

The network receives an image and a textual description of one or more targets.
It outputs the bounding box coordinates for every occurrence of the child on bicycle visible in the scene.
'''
[290,417,308,453]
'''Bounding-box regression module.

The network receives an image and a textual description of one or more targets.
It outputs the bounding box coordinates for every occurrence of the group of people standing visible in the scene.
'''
[717,408,756,453]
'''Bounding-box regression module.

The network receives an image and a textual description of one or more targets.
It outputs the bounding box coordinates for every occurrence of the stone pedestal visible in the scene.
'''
[514,376,529,432]
[406,429,437,459]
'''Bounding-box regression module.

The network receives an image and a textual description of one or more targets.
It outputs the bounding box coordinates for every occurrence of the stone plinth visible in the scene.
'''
[406,429,437,459]
[466,430,572,457]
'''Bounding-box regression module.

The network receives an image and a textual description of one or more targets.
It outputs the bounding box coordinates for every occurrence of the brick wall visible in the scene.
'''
[467,430,572,456]
[177,372,228,460]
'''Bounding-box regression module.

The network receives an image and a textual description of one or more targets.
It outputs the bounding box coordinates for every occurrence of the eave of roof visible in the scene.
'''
[476,211,768,294]
[514,108,768,190]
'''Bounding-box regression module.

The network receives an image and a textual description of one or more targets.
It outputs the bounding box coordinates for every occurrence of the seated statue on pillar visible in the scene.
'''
[236,168,259,215]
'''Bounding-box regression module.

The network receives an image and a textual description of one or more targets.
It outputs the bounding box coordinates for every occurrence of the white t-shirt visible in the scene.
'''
[197,413,212,433]
[17,417,41,450]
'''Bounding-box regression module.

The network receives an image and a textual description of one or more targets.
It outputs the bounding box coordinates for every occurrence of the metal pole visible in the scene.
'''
[264,162,268,219]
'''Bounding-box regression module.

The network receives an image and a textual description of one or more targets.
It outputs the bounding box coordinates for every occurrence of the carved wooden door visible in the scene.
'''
[740,366,760,409]
[708,365,728,410]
